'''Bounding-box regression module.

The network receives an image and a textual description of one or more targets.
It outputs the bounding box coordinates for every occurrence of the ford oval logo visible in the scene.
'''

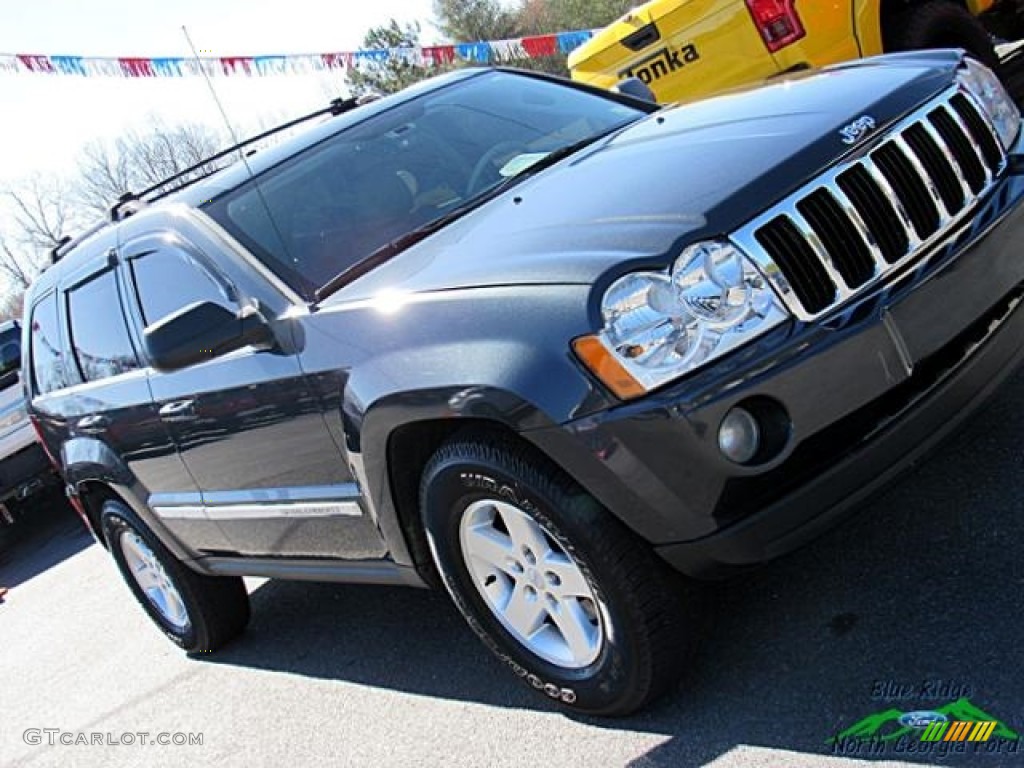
[899,711,948,729]
[839,115,877,145]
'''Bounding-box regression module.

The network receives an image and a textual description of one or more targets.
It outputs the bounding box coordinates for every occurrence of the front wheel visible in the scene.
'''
[420,433,700,716]
[883,0,1000,71]
[100,499,250,653]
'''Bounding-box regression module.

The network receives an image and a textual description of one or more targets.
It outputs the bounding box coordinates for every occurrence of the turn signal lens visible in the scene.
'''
[573,335,646,400]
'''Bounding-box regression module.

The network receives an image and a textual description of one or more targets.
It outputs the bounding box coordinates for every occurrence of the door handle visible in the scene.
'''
[76,414,109,433]
[158,400,197,423]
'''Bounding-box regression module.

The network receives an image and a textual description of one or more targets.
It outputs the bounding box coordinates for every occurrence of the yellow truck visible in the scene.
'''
[569,0,1020,103]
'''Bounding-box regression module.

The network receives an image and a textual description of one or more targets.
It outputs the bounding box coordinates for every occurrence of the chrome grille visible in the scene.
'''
[733,87,1007,321]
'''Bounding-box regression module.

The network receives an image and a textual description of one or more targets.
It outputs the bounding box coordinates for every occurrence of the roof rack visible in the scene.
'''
[109,95,361,222]
[49,219,110,265]
[49,235,73,264]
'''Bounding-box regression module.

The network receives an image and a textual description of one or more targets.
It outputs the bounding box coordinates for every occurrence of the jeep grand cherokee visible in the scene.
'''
[23,54,1024,715]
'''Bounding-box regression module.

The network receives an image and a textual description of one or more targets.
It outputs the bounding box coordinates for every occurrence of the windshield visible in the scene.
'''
[204,71,646,300]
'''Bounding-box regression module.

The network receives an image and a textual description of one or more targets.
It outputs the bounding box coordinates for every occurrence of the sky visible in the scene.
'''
[0,0,441,182]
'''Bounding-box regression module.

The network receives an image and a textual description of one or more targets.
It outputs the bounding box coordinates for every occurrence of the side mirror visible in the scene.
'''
[612,77,657,103]
[144,301,273,372]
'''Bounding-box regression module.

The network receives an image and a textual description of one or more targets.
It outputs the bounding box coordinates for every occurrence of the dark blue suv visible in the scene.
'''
[23,56,1024,715]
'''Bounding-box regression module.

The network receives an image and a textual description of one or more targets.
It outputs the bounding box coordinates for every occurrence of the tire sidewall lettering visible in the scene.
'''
[436,561,578,703]
[433,467,627,709]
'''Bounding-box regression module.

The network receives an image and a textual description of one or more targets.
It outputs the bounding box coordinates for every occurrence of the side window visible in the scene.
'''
[129,247,231,326]
[0,325,21,378]
[66,270,139,383]
[29,294,71,395]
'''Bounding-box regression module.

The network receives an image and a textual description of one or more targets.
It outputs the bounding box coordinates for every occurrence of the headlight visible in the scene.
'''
[957,59,1020,149]
[573,241,789,399]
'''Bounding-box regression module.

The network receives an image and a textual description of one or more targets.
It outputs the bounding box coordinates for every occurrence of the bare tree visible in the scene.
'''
[0,238,40,292]
[3,174,74,251]
[0,119,224,311]
[0,291,24,323]
[74,119,223,214]
[0,173,81,290]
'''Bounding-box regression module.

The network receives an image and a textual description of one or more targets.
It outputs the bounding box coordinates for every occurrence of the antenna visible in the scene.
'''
[182,25,254,169]
[181,25,295,294]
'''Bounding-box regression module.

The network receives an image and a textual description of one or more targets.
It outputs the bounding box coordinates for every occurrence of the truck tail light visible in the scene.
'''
[745,0,806,52]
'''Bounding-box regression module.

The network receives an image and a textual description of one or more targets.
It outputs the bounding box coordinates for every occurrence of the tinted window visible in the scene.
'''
[130,247,231,326]
[66,271,139,382]
[29,295,71,395]
[205,71,645,299]
[0,325,20,378]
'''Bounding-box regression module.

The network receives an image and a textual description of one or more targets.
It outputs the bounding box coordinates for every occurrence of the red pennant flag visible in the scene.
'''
[17,55,55,73]
[220,57,254,75]
[422,45,457,66]
[521,35,558,58]
[322,53,348,70]
[119,58,155,77]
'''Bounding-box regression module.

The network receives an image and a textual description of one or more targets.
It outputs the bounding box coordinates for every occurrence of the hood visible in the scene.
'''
[329,51,963,304]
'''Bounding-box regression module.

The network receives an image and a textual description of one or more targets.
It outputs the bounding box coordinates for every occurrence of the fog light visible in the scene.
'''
[719,407,761,464]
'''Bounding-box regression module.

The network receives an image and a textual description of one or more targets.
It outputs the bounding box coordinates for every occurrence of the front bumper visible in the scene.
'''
[534,149,1024,579]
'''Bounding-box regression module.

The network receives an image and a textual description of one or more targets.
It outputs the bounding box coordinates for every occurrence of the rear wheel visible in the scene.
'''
[100,499,250,653]
[420,432,700,716]
[884,0,999,71]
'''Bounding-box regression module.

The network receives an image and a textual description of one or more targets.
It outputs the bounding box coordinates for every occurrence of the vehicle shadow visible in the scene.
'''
[204,369,1024,766]
[0,491,93,591]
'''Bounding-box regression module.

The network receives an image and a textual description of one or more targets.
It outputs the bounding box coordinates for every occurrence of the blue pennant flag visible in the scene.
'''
[151,58,185,77]
[455,42,492,63]
[556,30,594,54]
[51,56,86,76]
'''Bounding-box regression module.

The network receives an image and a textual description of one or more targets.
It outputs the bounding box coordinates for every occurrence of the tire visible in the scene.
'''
[884,0,999,71]
[419,432,700,716]
[100,499,250,653]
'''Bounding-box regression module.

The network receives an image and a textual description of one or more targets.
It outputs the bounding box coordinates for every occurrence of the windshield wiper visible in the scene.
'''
[315,126,625,302]
[314,202,477,302]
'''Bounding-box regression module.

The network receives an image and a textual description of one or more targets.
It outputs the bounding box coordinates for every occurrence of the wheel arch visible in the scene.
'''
[375,411,685,587]
[384,417,521,585]
[73,480,123,548]
[64,449,197,563]
[358,383,566,585]
[340,326,612,581]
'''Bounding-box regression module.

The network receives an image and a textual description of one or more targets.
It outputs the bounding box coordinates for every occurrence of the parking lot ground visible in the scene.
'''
[2,364,1022,768]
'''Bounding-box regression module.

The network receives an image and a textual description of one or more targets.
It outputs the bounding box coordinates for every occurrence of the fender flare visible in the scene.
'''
[354,384,559,568]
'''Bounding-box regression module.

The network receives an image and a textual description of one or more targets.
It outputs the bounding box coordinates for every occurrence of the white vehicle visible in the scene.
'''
[0,320,56,525]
